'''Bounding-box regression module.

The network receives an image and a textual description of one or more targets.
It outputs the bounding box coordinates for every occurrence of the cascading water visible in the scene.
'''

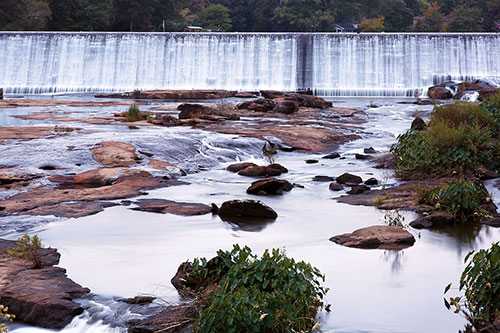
[0,32,499,96]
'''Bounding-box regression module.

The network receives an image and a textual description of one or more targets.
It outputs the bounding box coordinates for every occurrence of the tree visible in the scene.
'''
[446,5,483,31]
[380,0,413,31]
[112,0,156,31]
[415,1,444,31]
[197,4,232,31]
[48,0,111,31]
[273,0,333,32]
[0,0,51,30]
[360,15,385,31]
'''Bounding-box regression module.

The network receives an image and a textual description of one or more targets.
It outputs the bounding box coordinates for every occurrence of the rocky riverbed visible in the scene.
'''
[1,91,499,333]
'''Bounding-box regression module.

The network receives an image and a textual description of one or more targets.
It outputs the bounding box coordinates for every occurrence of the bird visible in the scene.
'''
[262,140,278,164]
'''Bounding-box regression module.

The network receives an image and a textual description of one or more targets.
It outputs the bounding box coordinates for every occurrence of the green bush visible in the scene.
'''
[125,104,143,122]
[445,242,500,330]
[425,180,491,222]
[5,234,43,269]
[187,245,329,333]
[391,102,500,178]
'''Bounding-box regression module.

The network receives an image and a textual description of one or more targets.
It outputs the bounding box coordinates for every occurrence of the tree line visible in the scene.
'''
[0,0,498,32]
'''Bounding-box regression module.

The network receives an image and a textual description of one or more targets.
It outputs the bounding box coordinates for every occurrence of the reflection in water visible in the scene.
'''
[382,250,405,273]
[430,223,485,257]
[219,216,276,232]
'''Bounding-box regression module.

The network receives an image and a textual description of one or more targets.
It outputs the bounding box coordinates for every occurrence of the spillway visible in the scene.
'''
[0,32,499,96]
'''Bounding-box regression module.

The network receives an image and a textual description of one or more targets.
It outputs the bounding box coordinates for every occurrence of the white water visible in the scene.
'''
[1,33,499,96]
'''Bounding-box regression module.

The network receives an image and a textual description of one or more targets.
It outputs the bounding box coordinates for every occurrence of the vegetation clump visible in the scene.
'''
[0,305,15,332]
[391,98,500,179]
[182,245,329,333]
[445,242,500,331]
[5,234,43,269]
[424,180,491,222]
[124,104,143,122]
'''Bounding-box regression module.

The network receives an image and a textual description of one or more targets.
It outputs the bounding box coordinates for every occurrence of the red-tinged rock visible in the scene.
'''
[330,225,415,250]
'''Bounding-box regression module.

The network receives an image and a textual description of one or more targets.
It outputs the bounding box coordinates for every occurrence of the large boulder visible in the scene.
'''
[428,86,453,99]
[177,103,212,119]
[132,199,213,216]
[247,178,293,195]
[260,91,332,108]
[238,164,287,177]
[49,168,123,187]
[411,117,427,131]
[336,173,362,185]
[409,213,455,229]
[227,162,258,173]
[272,98,299,114]
[218,199,278,220]
[90,141,138,167]
[0,239,90,329]
[330,225,415,250]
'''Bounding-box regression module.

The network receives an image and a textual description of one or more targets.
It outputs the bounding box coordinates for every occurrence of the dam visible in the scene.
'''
[0,32,499,96]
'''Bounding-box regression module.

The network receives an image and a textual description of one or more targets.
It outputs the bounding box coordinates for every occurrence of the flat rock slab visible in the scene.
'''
[0,126,61,143]
[90,141,138,167]
[97,89,237,100]
[128,304,196,333]
[23,201,118,218]
[330,225,415,250]
[132,199,212,216]
[0,239,90,329]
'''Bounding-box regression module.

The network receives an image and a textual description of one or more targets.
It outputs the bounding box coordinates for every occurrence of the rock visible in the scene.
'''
[237,98,275,112]
[323,152,340,159]
[227,162,258,173]
[235,92,257,98]
[364,147,377,154]
[330,225,416,250]
[0,168,40,185]
[21,201,118,218]
[428,86,453,99]
[478,166,499,180]
[479,88,500,100]
[0,239,90,329]
[90,141,138,167]
[329,182,344,191]
[177,103,212,119]
[347,185,371,195]
[355,153,370,160]
[238,164,286,177]
[456,80,497,100]
[158,114,180,126]
[120,296,156,305]
[272,97,299,114]
[96,90,237,100]
[306,159,318,164]
[0,88,3,100]
[260,91,332,108]
[365,177,379,185]
[50,168,123,187]
[411,117,427,131]
[337,173,362,185]
[211,203,219,213]
[247,178,293,195]
[147,159,187,177]
[128,304,196,333]
[132,199,212,216]
[409,213,455,229]
[218,199,278,220]
[313,175,335,182]
[481,217,500,227]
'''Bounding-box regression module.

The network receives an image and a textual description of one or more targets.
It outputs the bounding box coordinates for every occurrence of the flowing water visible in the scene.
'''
[1,33,500,96]
[2,97,499,333]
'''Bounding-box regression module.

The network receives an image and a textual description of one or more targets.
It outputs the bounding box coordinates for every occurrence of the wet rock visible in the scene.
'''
[0,239,90,329]
[456,80,498,100]
[120,296,156,305]
[177,103,213,119]
[428,86,453,99]
[22,201,118,218]
[480,217,500,227]
[158,114,180,126]
[227,162,258,173]
[347,185,371,195]
[323,152,340,159]
[479,88,500,100]
[128,304,196,333]
[411,117,427,131]
[409,213,455,229]
[235,92,257,98]
[0,126,59,143]
[313,175,335,182]
[90,141,138,167]
[132,199,212,216]
[148,159,187,177]
[211,203,219,214]
[218,199,278,220]
[238,164,286,177]
[337,173,362,185]
[355,154,370,160]
[330,225,415,250]
[272,97,299,114]
[306,159,319,164]
[0,168,40,185]
[0,88,3,100]
[365,177,379,185]
[478,166,499,180]
[260,91,332,108]
[97,89,237,100]
[364,147,377,154]
[50,168,123,187]
[247,178,293,195]
[329,182,344,191]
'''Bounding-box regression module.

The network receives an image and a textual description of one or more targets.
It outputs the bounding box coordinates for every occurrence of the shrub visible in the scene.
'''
[425,180,491,222]
[482,91,500,131]
[0,305,14,332]
[125,104,143,122]
[187,245,329,333]
[391,102,500,178]
[445,242,500,330]
[5,234,43,269]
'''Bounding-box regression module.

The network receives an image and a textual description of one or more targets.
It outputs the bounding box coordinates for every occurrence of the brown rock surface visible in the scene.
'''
[428,86,452,99]
[0,239,90,329]
[132,199,212,216]
[246,178,293,195]
[330,225,415,250]
[128,304,196,333]
[227,162,258,173]
[96,90,237,100]
[218,199,278,220]
[90,141,138,167]
[0,126,60,143]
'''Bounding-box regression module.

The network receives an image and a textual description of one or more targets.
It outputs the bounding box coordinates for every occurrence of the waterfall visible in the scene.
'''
[0,32,499,97]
